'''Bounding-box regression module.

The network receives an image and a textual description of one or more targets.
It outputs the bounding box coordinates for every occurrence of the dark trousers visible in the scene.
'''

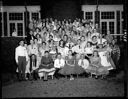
[18,56,26,80]
[32,69,39,80]
[54,68,61,78]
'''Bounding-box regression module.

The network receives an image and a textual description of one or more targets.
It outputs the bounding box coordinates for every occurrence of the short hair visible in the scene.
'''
[42,41,46,45]
[57,53,61,56]
[92,50,99,57]
[92,36,97,39]
[44,51,49,54]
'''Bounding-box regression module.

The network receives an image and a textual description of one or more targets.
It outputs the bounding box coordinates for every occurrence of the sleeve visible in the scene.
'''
[27,46,31,55]
[61,59,65,67]
[54,60,58,68]
[78,60,81,66]
[85,60,89,67]
[15,48,18,63]
[25,50,29,62]
[117,46,120,60]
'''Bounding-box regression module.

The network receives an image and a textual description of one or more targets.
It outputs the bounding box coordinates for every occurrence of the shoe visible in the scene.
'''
[43,79,48,81]
[70,77,74,80]
[95,76,98,79]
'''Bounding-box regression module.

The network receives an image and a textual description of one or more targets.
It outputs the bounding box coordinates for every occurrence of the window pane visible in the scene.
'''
[85,12,93,19]
[4,12,7,36]
[32,13,39,20]
[10,23,15,36]
[0,12,2,36]
[9,13,23,20]
[109,22,114,34]
[17,23,23,36]
[101,12,115,19]
[101,22,107,35]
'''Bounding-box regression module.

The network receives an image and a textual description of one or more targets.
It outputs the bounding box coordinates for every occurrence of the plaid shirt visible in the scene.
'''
[111,44,120,60]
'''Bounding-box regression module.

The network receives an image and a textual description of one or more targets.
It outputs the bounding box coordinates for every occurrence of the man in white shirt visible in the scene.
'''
[27,39,38,56]
[78,54,89,70]
[72,39,84,54]
[15,40,28,81]
[54,53,65,79]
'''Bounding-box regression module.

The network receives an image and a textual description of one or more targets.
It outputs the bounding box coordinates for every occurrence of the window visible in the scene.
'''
[101,22,107,35]
[10,23,15,36]
[101,12,115,19]
[109,22,114,34]
[0,12,2,36]
[32,12,39,20]
[9,13,23,20]
[4,12,7,36]
[85,12,93,19]
[17,23,23,36]
[122,11,124,19]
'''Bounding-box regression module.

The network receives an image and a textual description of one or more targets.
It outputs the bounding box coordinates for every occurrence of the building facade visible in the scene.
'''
[82,5,123,37]
[1,6,41,37]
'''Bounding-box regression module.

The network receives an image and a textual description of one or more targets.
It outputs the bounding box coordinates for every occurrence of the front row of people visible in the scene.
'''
[16,40,114,81]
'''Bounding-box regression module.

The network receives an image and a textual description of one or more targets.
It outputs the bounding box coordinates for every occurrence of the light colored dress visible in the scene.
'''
[59,56,76,75]
[99,50,113,70]
[86,56,109,75]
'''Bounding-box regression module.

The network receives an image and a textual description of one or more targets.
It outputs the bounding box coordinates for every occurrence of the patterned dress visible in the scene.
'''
[86,56,109,75]
[59,56,76,75]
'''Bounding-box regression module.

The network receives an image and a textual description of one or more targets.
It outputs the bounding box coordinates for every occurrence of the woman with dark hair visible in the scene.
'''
[59,50,76,80]
[84,41,93,58]
[36,34,42,46]
[29,54,39,80]
[39,42,49,57]
[38,51,55,81]
[63,35,68,46]
[86,50,109,79]
[86,31,92,42]
[57,40,69,59]
[91,36,98,48]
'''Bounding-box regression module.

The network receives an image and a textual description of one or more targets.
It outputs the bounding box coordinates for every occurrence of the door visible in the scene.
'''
[101,21,115,35]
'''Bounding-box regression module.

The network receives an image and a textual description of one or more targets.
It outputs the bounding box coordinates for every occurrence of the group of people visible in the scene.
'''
[15,18,121,81]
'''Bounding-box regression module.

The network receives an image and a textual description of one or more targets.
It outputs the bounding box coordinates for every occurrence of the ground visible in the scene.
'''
[2,76,124,98]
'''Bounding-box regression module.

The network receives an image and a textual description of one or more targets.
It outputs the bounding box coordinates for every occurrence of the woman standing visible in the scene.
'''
[110,39,120,69]
[59,50,76,80]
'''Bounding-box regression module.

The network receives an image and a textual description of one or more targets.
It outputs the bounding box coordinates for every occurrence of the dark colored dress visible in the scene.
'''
[39,56,54,70]
[59,56,76,75]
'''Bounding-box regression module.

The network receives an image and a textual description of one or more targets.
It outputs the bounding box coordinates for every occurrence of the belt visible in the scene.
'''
[18,56,26,57]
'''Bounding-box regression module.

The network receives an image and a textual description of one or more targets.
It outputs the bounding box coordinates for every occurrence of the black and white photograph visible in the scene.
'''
[1,0,127,98]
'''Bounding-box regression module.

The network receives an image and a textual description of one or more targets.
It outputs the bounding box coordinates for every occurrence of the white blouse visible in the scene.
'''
[78,59,89,69]
[54,59,65,68]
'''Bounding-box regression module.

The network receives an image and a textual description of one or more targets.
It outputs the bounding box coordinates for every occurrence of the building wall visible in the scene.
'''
[81,5,123,39]
[1,6,41,37]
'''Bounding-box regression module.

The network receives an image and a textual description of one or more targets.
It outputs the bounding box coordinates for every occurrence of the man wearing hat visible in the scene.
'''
[15,40,28,81]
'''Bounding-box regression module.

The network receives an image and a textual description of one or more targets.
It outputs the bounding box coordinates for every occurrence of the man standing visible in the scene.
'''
[15,40,28,81]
